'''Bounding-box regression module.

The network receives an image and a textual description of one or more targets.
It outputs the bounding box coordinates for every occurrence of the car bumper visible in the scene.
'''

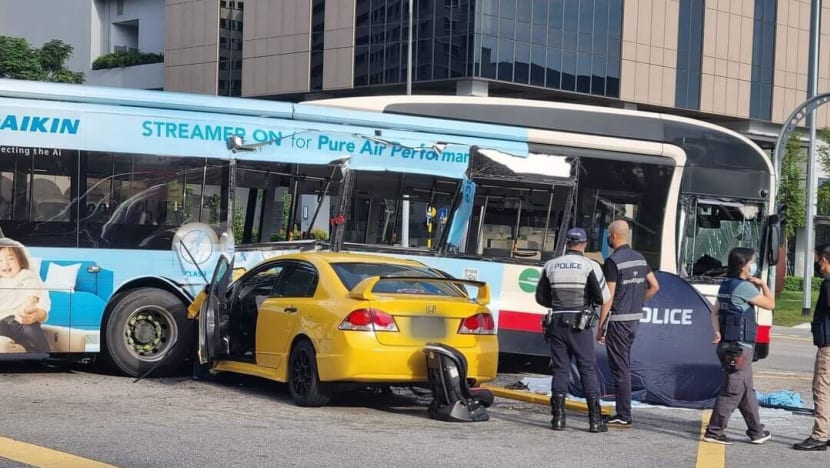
[315,331,499,386]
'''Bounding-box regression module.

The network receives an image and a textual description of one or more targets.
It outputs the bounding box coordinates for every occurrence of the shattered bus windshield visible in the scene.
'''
[681,199,762,279]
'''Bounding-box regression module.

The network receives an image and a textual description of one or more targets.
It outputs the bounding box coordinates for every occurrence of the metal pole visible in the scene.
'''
[406,0,413,95]
[804,0,822,316]
[401,194,410,247]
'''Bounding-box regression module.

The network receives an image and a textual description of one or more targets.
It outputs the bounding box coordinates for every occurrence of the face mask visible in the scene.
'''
[607,237,613,248]
[747,262,758,276]
[816,260,824,276]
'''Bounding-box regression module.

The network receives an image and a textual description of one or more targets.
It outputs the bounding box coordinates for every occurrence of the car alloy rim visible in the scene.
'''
[124,306,178,362]
[291,349,312,396]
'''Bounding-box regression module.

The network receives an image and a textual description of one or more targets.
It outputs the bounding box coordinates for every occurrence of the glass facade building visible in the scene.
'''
[352,0,622,98]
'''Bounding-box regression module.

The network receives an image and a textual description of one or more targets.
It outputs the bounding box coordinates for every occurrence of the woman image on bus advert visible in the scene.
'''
[702,247,775,446]
[0,238,51,353]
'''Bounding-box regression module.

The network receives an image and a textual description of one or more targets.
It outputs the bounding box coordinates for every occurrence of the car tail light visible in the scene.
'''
[339,308,399,332]
[458,313,496,335]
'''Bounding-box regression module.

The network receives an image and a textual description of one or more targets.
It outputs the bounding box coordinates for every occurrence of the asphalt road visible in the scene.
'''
[0,327,825,468]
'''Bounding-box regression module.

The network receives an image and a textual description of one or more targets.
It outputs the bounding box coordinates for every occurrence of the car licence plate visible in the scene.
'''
[410,316,446,338]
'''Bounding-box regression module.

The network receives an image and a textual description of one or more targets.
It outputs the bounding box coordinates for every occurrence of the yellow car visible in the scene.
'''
[190,252,499,406]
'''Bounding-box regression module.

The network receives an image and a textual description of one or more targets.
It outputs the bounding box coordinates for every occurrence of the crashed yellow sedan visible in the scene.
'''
[189,252,498,406]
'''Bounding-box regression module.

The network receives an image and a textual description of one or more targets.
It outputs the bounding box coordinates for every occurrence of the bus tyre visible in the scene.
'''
[104,288,194,378]
[288,340,332,407]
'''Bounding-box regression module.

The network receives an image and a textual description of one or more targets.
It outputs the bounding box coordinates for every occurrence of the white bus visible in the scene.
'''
[0,79,778,376]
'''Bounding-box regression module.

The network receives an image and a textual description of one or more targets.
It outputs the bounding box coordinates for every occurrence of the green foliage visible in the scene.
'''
[309,228,329,241]
[270,227,301,242]
[0,36,84,83]
[819,183,830,216]
[783,275,824,292]
[92,50,163,70]
[779,136,806,240]
[233,205,244,244]
[207,194,220,225]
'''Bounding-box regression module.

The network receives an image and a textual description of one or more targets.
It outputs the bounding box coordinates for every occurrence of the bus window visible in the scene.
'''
[78,152,228,249]
[0,146,79,247]
[680,199,762,278]
[575,158,672,267]
[234,161,335,244]
[464,184,569,261]
[341,171,457,248]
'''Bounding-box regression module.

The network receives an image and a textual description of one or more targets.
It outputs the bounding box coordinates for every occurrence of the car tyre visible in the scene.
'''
[103,288,193,377]
[288,340,332,407]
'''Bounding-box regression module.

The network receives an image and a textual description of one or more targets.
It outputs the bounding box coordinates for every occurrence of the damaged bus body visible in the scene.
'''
[0,80,777,381]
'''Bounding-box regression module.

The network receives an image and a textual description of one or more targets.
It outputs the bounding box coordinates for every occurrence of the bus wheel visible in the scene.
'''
[104,288,193,377]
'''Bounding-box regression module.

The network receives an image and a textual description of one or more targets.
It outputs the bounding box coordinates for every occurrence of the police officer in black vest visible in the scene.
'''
[596,219,660,428]
[536,227,611,433]
[702,247,773,445]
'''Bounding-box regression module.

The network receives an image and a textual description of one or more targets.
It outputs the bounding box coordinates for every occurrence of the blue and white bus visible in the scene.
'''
[0,79,778,376]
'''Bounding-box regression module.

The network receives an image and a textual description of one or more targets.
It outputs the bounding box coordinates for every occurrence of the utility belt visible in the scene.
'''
[541,307,598,340]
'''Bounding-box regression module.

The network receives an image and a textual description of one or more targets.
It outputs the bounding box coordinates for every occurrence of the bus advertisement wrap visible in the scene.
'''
[0,99,528,180]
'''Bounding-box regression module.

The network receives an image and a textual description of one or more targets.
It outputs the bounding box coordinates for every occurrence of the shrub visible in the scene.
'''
[92,50,163,70]
[783,276,824,291]
[309,228,329,241]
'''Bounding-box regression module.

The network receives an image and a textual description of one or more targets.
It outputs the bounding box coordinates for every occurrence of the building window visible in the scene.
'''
[310,0,326,91]
[218,1,244,97]
[117,0,124,16]
[354,0,475,88]
[675,0,705,110]
[475,0,622,98]
[749,0,776,120]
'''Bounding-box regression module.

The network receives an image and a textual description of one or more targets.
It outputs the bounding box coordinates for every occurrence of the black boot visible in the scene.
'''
[550,393,566,430]
[587,396,607,433]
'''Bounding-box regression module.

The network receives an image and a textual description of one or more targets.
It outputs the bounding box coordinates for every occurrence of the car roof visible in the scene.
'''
[259,251,429,268]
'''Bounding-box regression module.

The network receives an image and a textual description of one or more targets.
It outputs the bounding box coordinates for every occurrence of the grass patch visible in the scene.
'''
[775,289,817,327]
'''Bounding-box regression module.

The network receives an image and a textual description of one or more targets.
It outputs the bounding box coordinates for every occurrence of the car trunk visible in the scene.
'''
[366,295,483,347]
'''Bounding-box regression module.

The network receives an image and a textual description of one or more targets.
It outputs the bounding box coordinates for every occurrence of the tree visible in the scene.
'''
[818,128,830,216]
[779,135,806,240]
[0,36,84,83]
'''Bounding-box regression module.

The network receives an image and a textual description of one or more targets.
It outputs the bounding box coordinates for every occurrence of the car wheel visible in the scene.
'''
[288,340,332,407]
[104,288,194,377]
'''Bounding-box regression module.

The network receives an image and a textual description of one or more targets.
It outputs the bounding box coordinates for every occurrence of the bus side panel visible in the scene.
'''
[0,246,203,355]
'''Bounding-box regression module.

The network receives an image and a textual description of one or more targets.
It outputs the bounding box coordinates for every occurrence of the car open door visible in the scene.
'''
[198,254,233,364]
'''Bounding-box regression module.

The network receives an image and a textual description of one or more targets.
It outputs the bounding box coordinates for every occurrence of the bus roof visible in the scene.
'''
[306,95,775,200]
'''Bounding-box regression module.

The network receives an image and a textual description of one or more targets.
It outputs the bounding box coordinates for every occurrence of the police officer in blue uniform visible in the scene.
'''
[596,219,660,428]
[536,227,611,433]
[702,247,774,445]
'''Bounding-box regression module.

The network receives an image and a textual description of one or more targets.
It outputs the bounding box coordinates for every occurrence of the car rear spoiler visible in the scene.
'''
[349,276,490,305]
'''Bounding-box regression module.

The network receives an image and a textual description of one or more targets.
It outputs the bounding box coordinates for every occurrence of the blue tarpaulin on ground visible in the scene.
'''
[757,390,804,409]
[568,271,723,409]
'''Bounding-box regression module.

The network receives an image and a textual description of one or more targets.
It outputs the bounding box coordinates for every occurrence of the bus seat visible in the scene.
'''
[36,201,69,221]
[483,248,511,258]
[487,239,512,250]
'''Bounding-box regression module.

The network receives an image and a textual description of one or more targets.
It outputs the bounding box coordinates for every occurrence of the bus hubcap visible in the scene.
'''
[124,307,176,361]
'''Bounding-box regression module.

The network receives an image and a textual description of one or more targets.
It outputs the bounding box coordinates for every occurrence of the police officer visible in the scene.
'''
[596,219,659,428]
[702,247,773,445]
[536,227,611,433]
[793,244,830,451]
